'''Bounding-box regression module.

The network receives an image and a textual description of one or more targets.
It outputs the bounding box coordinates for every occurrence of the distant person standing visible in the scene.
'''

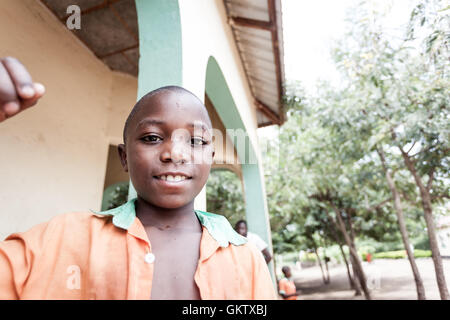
[235,220,272,264]
[278,266,300,300]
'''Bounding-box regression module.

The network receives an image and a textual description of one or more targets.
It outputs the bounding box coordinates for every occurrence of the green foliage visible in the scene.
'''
[263,0,448,261]
[102,182,129,211]
[373,250,432,259]
[300,252,317,263]
[206,169,245,226]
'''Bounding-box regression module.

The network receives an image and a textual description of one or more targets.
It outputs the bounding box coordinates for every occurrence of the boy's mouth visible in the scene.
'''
[153,173,192,182]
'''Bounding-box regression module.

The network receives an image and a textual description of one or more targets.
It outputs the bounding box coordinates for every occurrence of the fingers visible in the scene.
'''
[0,60,20,117]
[0,57,45,122]
[2,57,35,100]
[21,82,45,110]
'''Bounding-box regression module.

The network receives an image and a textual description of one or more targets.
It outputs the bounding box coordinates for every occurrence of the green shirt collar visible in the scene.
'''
[91,198,247,248]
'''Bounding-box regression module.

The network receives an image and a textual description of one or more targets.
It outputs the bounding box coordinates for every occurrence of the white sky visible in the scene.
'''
[281,0,418,90]
[282,0,355,91]
[257,0,418,138]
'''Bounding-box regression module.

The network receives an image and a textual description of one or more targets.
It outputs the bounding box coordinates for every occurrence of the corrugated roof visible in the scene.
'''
[224,0,285,127]
[41,0,139,77]
[40,0,285,127]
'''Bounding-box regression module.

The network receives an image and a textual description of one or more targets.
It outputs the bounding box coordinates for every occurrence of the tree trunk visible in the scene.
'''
[377,147,427,300]
[311,238,328,285]
[400,148,449,300]
[327,221,359,293]
[340,243,358,291]
[345,209,358,249]
[349,254,363,295]
[329,204,372,300]
[344,209,371,298]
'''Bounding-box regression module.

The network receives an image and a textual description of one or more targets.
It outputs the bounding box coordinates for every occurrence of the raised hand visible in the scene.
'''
[0,57,45,122]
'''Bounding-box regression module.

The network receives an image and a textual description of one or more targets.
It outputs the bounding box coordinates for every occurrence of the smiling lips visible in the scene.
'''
[154,172,192,183]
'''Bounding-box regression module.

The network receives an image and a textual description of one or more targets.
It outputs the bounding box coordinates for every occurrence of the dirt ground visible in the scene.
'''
[291,258,450,300]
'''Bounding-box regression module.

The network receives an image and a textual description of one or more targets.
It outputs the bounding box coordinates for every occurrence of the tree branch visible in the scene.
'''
[431,194,450,201]
[406,141,417,155]
[426,168,435,191]
[366,197,393,212]
[409,145,432,158]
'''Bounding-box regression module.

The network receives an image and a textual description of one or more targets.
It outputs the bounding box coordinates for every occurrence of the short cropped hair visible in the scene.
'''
[282,266,290,274]
[122,85,207,144]
[235,220,247,229]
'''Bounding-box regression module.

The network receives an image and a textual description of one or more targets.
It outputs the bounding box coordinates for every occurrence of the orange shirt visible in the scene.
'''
[0,199,276,300]
[278,278,298,300]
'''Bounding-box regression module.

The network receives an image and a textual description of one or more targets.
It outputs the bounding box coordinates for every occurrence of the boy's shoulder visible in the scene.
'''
[3,210,113,251]
[194,210,267,262]
[193,209,248,248]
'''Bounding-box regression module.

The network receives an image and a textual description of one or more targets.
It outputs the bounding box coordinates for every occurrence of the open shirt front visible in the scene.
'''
[0,198,276,299]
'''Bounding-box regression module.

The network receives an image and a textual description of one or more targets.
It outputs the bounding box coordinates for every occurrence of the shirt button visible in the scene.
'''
[145,253,155,264]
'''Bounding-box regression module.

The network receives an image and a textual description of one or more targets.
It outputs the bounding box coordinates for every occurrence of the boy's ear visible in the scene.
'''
[118,144,128,172]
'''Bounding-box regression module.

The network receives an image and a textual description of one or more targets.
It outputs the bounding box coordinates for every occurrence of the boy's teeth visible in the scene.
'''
[158,175,187,182]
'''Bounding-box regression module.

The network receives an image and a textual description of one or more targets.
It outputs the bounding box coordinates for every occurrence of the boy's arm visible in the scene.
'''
[0,235,33,299]
[261,248,272,264]
[0,57,45,122]
[0,220,50,299]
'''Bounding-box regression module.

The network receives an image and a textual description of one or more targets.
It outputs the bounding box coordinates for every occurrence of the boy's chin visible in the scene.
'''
[139,194,194,210]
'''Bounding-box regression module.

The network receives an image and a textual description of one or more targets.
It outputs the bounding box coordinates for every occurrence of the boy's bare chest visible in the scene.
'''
[145,226,202,299]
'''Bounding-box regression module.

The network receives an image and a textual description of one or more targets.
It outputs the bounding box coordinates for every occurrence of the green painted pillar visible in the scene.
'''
[241,163,275,277]
[205,57,275,284]
[129,0,183,199]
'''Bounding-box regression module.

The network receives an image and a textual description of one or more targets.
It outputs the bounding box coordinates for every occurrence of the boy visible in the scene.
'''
[235,220,272,264]
[0,57,276,300]
[278,266,300,300]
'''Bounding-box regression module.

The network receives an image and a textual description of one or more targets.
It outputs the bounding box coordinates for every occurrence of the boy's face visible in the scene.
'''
[118,90,215,209]
[236,222,248,237]
[283,267,292,278]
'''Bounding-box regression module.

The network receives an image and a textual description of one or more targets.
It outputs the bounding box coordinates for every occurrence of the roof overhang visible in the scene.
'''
[40,0,285,127]
[40,0,139,77]
[224,0,286,127]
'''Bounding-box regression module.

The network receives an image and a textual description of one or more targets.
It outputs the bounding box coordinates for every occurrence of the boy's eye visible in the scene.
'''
[191,137,208,146]
[141,135,162,143]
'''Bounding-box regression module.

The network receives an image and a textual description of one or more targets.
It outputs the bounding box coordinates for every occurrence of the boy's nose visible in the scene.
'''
[160,133,191,164]
[170,143,190,164]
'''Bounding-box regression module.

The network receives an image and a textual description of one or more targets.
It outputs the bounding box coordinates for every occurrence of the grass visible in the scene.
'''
[372,249,432,260]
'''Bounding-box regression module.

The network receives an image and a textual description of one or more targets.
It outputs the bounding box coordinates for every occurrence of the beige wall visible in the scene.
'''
[103,145,129,190]
[0,0,137,240]
[107,72,138,146]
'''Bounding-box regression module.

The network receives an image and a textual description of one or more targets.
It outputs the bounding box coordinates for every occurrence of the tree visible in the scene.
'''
[330,0,449,299]
[262,0,448,300]
[206,169,245,226]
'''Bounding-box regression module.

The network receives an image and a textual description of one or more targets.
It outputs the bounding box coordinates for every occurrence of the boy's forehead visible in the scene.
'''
[136,90,210,122]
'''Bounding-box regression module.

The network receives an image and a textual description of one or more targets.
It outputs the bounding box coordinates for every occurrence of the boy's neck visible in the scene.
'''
[135,196,201,231]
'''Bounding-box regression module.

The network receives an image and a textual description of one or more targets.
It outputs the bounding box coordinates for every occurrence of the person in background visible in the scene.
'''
[278,266,301,300]
[235,220,272,264]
